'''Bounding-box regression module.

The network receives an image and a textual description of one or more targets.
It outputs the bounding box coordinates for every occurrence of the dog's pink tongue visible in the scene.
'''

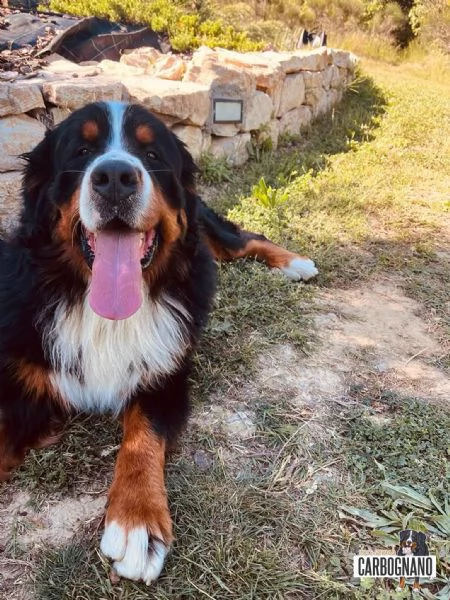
[89,231,142,320]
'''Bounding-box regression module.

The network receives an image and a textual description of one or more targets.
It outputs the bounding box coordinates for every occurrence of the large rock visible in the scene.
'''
[43,78,126,109]
[0,171,22,238]
[241,90,273,131]
[260,49,326,73]
[210,133,251,166]
[291,47,329,71]
[0,82,45,117]
[328,49,358,71]
[98,59,144,77]
[338,67,352,87]
[314,93,330,117]
[327,89,344,109]
[302,70,324,89]
[43,54,102,77]
[278,106,312,136]
[184,47,255,134]
[258,119,280,150]
[330,66,343,89]
[323,65,340,89]
[50,107,72,126]
[123,77,210,127]
[213,47,285,114]
[185,46,256,97]
[304,86,326,108]
[277,73,305,117]
[171,124,211,160]
[120,47,162,69]
[0,115,46,172]
[211,123,240,137]
[152,55,186,80]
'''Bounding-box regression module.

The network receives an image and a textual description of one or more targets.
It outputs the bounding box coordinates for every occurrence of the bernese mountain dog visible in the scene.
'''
[0,101,317,584]
[397,529,429,591]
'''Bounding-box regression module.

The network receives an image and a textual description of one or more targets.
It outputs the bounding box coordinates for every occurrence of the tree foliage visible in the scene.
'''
[44,0,450,52]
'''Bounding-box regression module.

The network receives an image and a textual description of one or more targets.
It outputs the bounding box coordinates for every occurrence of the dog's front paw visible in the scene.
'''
[279,256,319,281]
[101,516,171,585]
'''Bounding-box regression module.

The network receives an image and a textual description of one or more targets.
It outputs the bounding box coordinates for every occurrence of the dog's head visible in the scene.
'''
[397,530,428,557]
[22,101,197,320]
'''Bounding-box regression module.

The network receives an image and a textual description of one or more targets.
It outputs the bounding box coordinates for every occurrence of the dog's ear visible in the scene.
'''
[22,129,56,214]
[171,134,201,223]
[20,127,60,238]
[172,135,199,191]
[22,128,57,207]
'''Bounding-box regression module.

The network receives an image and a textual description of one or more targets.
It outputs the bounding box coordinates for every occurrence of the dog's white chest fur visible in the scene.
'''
[44,293,190,414]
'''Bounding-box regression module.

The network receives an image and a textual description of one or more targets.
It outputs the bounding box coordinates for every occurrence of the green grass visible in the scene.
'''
[2,55,449,599]
[342,390,449,495]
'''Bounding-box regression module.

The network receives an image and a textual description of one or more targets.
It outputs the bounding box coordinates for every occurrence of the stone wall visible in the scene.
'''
[0,45,357,236]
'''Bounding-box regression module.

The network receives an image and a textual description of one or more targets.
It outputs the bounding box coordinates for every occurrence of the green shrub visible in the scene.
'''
[44,0,264,52]
[198,153,233,186]
[410,0,450,53]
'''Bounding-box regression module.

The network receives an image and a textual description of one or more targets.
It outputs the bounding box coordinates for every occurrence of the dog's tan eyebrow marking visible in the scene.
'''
[81,120,99,142]
[136,124,154,144]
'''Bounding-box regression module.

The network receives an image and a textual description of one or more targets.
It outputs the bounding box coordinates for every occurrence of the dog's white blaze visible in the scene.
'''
[108,100,127,151]
[79,101,152,231]
[101,522,168,584]
[44,292,190,414]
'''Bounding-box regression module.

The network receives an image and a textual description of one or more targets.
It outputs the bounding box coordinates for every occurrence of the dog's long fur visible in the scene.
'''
[0,101,317,584]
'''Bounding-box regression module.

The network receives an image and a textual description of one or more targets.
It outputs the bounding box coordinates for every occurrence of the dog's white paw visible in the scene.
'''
[279,257,319,281]
[100,521,169,585]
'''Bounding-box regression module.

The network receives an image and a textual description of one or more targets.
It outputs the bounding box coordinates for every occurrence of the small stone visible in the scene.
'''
[109,568,121,584]
[223,410,256,439]
[193,449,213,470]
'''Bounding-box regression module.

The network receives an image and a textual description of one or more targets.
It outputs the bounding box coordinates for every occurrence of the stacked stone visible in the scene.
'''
[0,45,357,236]
[0,81,47,236]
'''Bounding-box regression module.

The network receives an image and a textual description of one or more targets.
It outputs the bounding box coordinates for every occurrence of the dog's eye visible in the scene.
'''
[146,150,158,160]
[77,147,91,156]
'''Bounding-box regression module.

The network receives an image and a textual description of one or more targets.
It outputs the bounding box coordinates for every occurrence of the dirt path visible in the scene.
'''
[1,273,448,599]
[262,279,449,407]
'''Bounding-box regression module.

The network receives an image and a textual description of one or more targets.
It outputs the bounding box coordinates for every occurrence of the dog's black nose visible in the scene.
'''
[91,160,139,203]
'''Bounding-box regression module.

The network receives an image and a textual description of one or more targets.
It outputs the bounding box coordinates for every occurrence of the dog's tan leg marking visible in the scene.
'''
[206,236,318,281]
[100,404,172,584]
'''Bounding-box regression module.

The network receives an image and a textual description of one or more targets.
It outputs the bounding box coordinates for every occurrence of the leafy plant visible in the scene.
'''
[251,176,290,209]
[342,393,450,495]
[198,153,233,186]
